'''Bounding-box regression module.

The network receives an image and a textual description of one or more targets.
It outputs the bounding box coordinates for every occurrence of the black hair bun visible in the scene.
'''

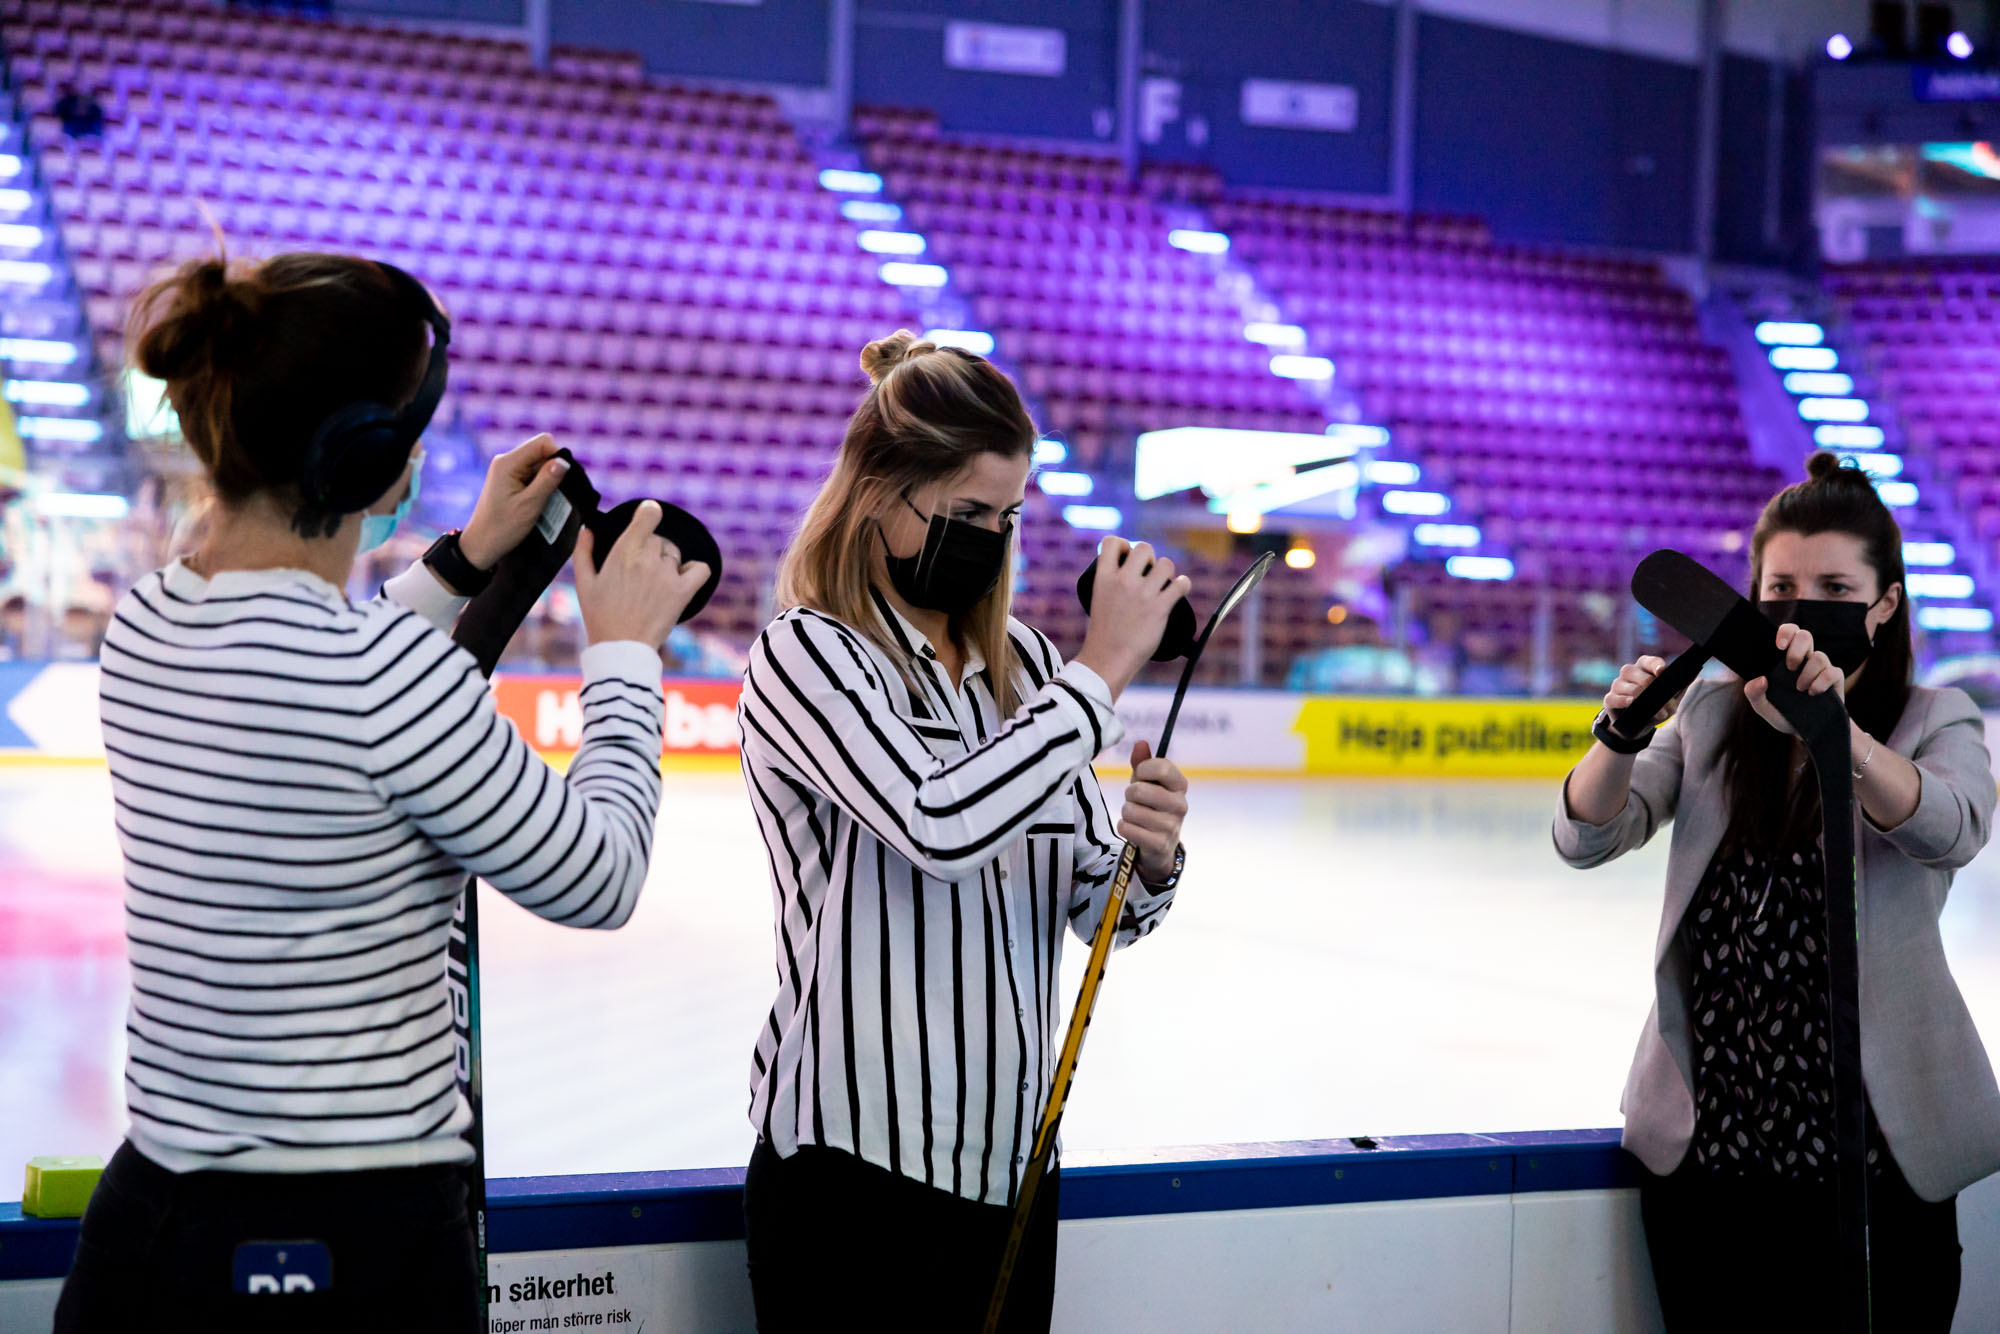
[1805,450,1872,486]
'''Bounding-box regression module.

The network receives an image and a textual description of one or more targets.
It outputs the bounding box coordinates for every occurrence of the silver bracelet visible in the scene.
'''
[1852,736,1878,783]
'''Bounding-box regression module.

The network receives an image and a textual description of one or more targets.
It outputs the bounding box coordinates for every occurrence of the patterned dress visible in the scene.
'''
[1684,841,1888,1181]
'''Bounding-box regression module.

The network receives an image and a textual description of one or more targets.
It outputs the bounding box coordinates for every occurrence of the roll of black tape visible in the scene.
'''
[590,496,724,623]
[1074,555,1199,662]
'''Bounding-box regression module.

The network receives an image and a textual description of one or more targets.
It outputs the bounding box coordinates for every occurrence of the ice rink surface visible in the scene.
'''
[7,764,1999,1180]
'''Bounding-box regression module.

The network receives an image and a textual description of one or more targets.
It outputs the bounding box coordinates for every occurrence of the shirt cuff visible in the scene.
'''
[580,640,665,688]
[1873,765,1962,861]
[1050,659,1127,759]
[1551,781,1627,865]
[381,560,469,634]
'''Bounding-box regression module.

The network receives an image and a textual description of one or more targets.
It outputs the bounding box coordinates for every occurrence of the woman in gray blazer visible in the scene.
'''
[1555,453,2000,1333]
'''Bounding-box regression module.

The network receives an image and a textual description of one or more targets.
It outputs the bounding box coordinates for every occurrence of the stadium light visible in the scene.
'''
[0,156,22,179]
[4,379,88,407]
[1037,470,1093,497]
[1032,438,1068,465]
[878,262,949,287]
[0,189,32,212]
[1062,504,1122,530]
[1948,31,1974,59]
[1225,508,1262,534]
[1381,490,1450,515]
[33,491,127,518]
[1836,451,1901,477]
[1325,423,1392,448]
[1243,322,1306,346]
[0,223,42,248]
[1363,460,1420,485]
[857,230,926,255]
[1908,572,1976,599]
[18,416,101,442]
[1167,229,1230,254]
[0,337,79,363]
[1285,546,1316,570]
[819,168,883,193]
[1827,33,1854,60]
[1136,426,1366,501]
[1756,321,1825,346]
[1904,541,1956,566]
[1798,397,1870,422]
[1270,354,1334,380]
[1814,424,1885,448]
[1770,346,1839,371]
[0,261,53,284]
[1876,481,1918,506]
[1446,556,1515,580]
[1207,460,1361,517]
[1413,523,1481,547]
[841,200,903,222]
[1918,606,1993,631]
[924,329,995,355]
[1783,371,1855,396]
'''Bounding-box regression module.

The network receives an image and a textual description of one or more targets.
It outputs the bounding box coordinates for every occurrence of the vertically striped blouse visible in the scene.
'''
[738,591,1177,1207]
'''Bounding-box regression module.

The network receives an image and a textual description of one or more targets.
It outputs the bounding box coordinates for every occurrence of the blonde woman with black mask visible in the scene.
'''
[737,332,1194,1333]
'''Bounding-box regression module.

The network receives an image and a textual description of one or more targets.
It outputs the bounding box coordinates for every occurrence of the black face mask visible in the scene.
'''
[1757,595,1885,674]
[879,495,1010,615]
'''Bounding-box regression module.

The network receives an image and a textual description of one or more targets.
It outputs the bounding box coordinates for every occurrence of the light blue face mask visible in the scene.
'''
[357,453,422,553]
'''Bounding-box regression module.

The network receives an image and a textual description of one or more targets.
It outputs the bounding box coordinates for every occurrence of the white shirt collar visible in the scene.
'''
[161,558,347,604]
[871,586,986,675]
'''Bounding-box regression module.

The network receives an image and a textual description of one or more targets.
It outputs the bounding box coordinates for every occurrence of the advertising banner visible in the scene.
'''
[0,664,1649,780]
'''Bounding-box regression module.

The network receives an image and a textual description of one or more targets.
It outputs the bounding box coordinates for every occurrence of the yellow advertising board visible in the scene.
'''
[1292,696,1601,778]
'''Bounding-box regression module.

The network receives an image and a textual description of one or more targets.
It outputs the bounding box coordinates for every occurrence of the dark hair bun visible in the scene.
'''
[1805,450,1874,488]
[131,258,263,384]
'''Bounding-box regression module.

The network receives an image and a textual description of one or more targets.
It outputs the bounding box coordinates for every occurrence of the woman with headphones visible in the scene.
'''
[1556,453,2000,1331]
[55,253,710,1333]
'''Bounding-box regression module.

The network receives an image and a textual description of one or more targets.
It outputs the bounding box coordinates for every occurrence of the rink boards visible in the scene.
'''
[3,1131,1996,1331]
[2,662,1605,777]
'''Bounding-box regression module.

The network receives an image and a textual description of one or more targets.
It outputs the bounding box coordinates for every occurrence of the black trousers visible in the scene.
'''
[1639,1151,1961,1334]
[55,1140,480,1334]
[744,1139,1062,1334]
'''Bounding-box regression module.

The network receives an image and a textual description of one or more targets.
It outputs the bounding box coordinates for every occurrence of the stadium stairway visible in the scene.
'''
[1729,276,1997,644]
[0,56,117,494]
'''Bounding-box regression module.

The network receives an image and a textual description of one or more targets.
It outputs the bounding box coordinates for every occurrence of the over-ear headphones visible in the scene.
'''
[295,262,450,519]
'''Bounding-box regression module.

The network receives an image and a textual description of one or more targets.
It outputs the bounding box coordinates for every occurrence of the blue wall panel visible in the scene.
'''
[332,0,525,20]
[853,0,1119,142]
[1413,15,1697,252]
[1141,0,1394,195]
[552,0,830,87]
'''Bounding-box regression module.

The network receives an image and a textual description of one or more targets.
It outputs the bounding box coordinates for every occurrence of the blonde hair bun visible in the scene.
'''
[860,329,938,384]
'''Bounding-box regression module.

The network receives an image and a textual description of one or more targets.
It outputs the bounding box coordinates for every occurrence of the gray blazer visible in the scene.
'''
[1553,678,2000,1201]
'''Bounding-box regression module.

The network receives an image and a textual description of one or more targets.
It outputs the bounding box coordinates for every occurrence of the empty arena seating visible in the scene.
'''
[856,107,1332,682]
[1828,258,2000,542]
[4,0,923,642]
[1214,197,1781,677]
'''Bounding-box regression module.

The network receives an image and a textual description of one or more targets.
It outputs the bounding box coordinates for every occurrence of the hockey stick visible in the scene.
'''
[1614,549,1869,1334]
[983,550,1276,1333]
[445,454,721,1324]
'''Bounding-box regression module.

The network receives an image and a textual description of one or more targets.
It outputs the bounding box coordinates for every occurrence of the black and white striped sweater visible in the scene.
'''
[101,558,664,1173]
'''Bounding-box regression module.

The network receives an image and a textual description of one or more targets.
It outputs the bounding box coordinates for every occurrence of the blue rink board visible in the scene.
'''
[0,1130,1635,1280]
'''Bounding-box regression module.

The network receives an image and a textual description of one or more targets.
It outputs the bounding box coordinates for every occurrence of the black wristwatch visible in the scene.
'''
[1591,709,1654,755]
[423,530,494,597]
